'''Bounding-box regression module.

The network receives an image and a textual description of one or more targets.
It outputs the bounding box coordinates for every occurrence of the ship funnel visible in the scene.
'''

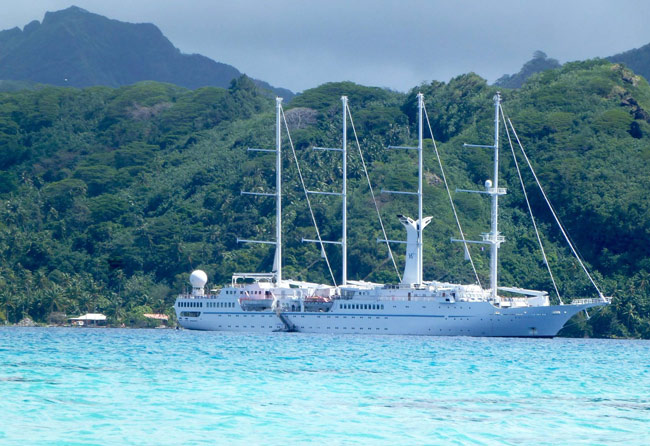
[399,215,432,285]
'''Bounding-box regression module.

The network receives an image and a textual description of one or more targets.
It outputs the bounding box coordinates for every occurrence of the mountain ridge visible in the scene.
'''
[0,6,293,98]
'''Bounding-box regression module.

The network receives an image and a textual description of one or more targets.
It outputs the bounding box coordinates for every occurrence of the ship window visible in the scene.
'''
[180,311,200,317]
[381,305,384,309]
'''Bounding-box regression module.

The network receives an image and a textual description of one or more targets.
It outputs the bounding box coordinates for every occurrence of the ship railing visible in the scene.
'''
[572,297,611,305]
[176,293,221,299]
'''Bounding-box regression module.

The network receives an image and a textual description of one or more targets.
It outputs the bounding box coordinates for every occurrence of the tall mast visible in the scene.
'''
[238,97,286,282]
[341,96,348,285]
[303,97,349,285]
[456,92,506,301]
[275,97,283,283]
[417,92,424,285]
[489,92,501,300]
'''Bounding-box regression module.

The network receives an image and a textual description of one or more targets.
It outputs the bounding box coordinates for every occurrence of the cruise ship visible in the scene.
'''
[175,93,610,337]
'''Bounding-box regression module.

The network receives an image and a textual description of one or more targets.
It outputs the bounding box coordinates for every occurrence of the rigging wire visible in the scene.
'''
[422,104,482,287]
[346,104,402,281]
[280,105,338,286]
[505,115,604,298]
[500,105,563,305]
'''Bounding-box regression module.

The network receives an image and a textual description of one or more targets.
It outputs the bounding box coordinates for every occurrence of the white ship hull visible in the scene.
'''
[175,298,603,337]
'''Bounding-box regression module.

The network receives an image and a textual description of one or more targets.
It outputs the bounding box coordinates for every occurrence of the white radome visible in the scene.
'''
[485,179,493,189]
[189,270,208,288]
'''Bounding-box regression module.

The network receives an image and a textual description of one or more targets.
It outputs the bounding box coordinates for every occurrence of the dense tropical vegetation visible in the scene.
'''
[1,60,649,337]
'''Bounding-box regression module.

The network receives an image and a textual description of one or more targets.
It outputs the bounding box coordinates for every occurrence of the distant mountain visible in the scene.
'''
[0,6,293,98]
[608,43,650,83]
[494,51,561,89]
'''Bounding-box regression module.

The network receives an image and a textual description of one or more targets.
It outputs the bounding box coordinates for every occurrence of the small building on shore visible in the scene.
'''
[69,313,107,327]
[143,313,169,327]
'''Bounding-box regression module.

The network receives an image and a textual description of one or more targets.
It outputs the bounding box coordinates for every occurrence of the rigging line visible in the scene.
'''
[346,104,402,281]
[500,105,563,305]
[505,115,604,298]
[422,104,482,287]
[280,105,337,286]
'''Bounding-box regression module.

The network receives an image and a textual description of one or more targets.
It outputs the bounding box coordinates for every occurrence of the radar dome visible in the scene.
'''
[189,270,208,288]
[484,179,493,189]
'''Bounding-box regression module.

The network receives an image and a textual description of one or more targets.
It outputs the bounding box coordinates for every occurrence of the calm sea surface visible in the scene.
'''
[0,328,648,445]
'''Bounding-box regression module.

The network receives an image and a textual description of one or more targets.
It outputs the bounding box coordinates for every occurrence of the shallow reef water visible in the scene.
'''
[1,327,648,445]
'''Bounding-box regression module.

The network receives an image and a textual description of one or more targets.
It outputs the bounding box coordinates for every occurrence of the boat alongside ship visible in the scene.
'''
[175,93,610,337]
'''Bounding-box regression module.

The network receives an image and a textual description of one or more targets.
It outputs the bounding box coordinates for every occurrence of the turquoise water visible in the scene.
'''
[1,328,648,446]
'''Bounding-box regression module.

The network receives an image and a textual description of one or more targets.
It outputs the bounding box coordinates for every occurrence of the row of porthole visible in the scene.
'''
[340,303,384,310]
[205,302,235,308]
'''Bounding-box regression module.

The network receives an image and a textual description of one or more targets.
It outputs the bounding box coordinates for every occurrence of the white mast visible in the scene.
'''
[341,96,348,285]
[238,97,285,283]
[417,92,424,285]
[456,92,506,302]
[302,97,348,285]
[380,92,430,286]
[275,97,283,283]
[489,92,501,300]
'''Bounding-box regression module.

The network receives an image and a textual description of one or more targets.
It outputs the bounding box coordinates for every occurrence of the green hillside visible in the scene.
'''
[0,61,649,337]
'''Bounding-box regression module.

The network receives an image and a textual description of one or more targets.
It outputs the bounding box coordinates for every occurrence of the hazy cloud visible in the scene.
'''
[2,0,650,92]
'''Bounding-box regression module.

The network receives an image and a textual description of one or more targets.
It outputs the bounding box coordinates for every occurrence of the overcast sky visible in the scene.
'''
[2,1,650,92]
